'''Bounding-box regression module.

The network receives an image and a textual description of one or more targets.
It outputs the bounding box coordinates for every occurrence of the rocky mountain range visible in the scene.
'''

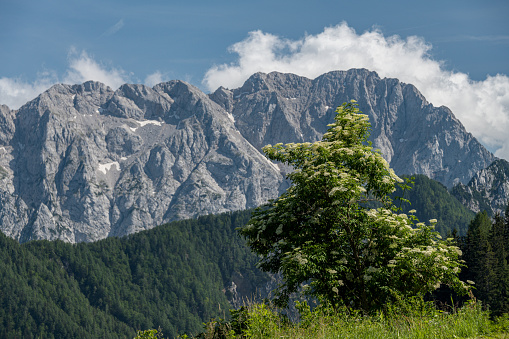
[0,69,498,243]
[452,159,509,216]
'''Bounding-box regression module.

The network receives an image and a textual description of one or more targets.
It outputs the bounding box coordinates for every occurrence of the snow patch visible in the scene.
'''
[137,120,163,127]
[226,112,235,123]
[97,161,120,175]
[129,119,164,132]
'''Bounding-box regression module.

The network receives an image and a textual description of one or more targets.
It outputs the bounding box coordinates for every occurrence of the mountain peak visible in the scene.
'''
[0,69,497,243]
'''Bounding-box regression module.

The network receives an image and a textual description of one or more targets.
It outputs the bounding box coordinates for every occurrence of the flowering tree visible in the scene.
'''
[239,101,468,312]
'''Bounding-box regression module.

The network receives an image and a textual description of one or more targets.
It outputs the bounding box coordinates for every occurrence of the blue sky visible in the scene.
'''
[1,0,508,158]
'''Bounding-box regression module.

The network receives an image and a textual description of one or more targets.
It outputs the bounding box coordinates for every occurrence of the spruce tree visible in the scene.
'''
[462,211,497,310]
[489,214,509,315]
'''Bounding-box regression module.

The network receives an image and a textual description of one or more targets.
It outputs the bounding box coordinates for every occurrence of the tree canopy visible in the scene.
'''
[0,210,268,338]
[239,101,469,312]
[460,206,509,316]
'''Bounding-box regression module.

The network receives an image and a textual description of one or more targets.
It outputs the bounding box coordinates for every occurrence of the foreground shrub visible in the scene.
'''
[239,101,469,311]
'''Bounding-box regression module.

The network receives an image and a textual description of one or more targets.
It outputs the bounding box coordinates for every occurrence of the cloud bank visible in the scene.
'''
[144,71,170,87]
[0,50,172,112]
[0,75,57,110]
[64,49,128,89]
[0,50,131,110]
[203,23,509,160]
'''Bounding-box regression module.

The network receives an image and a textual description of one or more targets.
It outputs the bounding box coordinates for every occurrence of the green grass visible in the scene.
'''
[191,298,509,339]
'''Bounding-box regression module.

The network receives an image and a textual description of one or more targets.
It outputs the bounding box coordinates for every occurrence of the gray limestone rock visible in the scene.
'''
[0,69,499,243]
[0,105,15,145]
[213,69,495,187]
[452,159,509,215]
[0,79,283,242]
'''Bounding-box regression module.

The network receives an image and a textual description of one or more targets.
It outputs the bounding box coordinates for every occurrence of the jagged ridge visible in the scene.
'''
[0,69,497,242]
[452,159,509,215]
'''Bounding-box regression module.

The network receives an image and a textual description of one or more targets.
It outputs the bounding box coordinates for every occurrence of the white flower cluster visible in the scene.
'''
[291,251,308,265]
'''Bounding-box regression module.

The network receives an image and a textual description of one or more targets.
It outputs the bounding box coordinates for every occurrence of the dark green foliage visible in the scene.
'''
[393,175,475,236]
[451,184,494,216]
[239,103,467,312]
[0,210,268,338]
[460,206,509,316]
[462,211,497,301]
[489,213,509,314]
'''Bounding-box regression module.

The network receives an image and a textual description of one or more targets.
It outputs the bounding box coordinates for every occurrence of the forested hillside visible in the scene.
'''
[0,174,496,338]
[0,210,269,338]
[392,175,475,236]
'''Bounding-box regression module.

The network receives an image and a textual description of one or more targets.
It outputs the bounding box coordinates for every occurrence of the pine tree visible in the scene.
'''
[463,212,496,303]
[489,213,509,315]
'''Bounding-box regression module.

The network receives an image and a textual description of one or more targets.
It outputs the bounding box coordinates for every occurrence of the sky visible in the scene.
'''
[1,0,508,159]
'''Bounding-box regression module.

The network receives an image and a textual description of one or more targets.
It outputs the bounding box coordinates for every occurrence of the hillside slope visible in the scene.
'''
[0,209,268,338]
[392,175,475,236]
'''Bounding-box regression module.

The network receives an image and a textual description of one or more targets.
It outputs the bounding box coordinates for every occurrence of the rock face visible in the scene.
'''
[452,159,509,215]
[0,81,283,242]
[210,70,495,187]
[0,69,497,242]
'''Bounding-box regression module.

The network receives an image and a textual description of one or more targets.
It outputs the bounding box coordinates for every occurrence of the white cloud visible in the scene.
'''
[203,22,509,161]
[0,75,56,109]
[144,71,168,87]
[64,49,129,89]
[101,19,125,37]
[0,50,130,110]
